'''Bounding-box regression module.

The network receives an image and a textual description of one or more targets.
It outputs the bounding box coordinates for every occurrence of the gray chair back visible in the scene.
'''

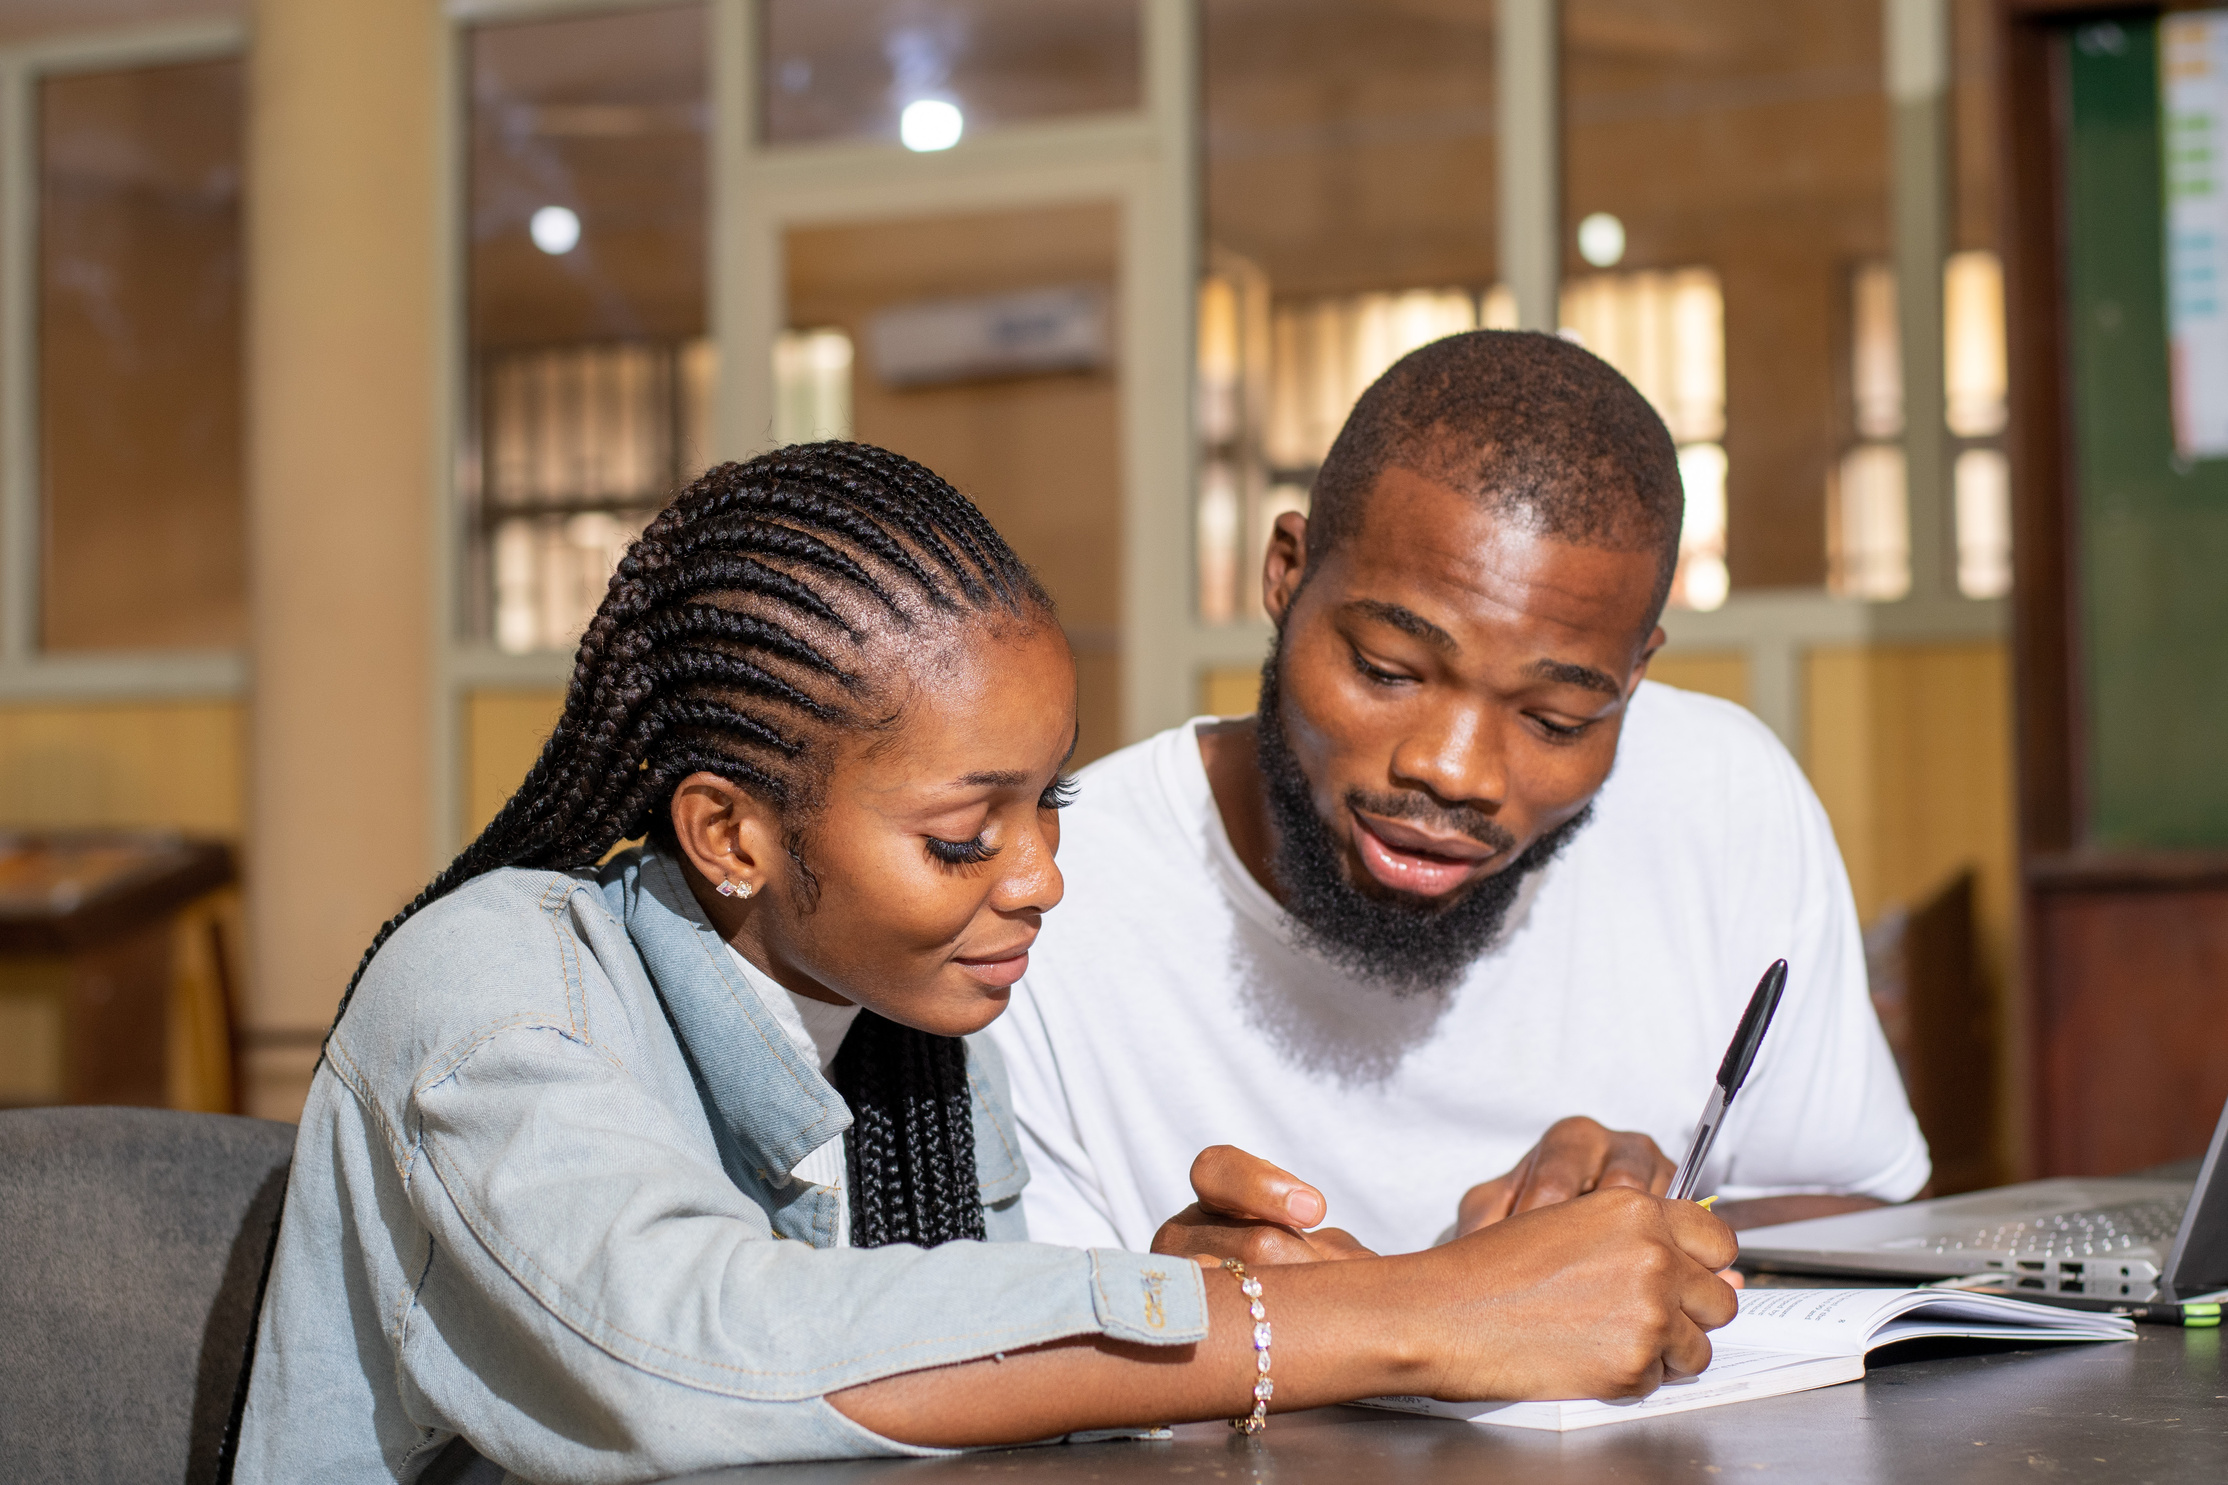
[0,1106,295,1485]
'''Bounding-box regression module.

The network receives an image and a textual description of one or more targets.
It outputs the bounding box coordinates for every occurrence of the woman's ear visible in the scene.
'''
[668,771,781,910]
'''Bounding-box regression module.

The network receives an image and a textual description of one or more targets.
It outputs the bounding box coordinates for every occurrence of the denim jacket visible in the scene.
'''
[234,847,1206,1483]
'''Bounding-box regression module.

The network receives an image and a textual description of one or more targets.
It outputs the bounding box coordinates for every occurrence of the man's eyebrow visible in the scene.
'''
[1526,658,1623,697]
[1347,599,1455,651]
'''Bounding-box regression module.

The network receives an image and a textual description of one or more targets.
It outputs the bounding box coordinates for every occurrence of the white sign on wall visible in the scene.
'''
[2163,13,2228,458]
[868,285,1112,388]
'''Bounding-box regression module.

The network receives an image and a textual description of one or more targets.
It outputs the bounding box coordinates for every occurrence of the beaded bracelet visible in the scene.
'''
[1221,1258,1273,1434]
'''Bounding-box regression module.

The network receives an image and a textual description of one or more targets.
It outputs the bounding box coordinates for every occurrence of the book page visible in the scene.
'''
[1867,1292,2135,1346]
[1707,1287,1930,1357]
[1714,1288,2130,1355]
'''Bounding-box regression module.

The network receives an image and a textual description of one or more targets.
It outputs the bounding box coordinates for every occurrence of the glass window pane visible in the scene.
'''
[1199,0,1498,622]
[1954,446,2011,599]
[40,59,245,652]
[1564,0,1890,591]
[1944,249,2005,439]
[466,4,710,654]
[1829,441,1911,600]
[762,0,1141,148]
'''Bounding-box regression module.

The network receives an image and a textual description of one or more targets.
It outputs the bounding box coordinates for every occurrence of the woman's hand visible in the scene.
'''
[1398,1187,1741,1402]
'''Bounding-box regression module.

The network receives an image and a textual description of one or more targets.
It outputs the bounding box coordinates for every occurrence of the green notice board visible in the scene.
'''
[2066,19,2228,848]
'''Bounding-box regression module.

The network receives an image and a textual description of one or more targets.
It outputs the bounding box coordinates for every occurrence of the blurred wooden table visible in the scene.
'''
[0,834,234,1107]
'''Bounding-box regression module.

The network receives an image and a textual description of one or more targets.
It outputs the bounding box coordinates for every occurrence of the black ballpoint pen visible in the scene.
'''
[1669,959,1791,1202]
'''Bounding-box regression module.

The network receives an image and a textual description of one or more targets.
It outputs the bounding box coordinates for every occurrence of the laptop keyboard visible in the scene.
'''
[1925,1195,2187,1257]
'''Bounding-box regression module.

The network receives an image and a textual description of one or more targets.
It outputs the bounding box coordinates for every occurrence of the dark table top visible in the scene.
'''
[676,1308,2227,1484]
[0,833,233,953]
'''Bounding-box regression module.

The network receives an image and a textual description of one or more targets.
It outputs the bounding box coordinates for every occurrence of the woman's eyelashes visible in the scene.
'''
[925,833,997,867]
[925,777,1072,866]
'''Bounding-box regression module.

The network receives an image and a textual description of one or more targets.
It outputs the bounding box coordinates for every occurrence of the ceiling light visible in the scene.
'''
[899,98,964,152]
[1577,212,1626,269]
[530,205,581,255]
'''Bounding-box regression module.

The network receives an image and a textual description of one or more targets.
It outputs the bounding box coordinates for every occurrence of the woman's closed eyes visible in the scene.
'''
[924,775,1076,867]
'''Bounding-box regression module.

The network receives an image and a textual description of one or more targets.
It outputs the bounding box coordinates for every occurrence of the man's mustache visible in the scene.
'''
[1343,788,1517,854]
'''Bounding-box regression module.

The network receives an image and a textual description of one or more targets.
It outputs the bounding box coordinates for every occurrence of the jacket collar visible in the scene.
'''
[618,847,851,1183]
[611,845,1030,1211]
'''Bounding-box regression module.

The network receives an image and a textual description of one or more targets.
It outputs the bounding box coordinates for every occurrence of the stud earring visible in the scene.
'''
[716,880,754,900]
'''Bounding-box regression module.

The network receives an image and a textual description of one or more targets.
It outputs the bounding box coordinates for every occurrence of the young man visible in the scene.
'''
[990,331,1927,1262]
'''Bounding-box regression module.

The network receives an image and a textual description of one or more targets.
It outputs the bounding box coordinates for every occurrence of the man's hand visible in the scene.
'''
[1455,1116,1674,1237]
[1418,1188,1741,1402]
[1150,1144,1378,1265]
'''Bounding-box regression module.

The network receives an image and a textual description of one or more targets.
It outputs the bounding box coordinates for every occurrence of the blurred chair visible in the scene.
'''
[1865,869,2005,1194]
[0,1105,294,1484]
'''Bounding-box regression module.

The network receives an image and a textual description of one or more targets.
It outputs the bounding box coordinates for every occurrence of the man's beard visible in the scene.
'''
[1253,645,1593,996]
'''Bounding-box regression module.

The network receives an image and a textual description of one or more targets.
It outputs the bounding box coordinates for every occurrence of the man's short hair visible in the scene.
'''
[1307,330,1685,620]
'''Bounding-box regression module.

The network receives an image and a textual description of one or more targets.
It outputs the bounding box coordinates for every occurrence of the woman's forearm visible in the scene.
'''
[828,1258,1424,1447]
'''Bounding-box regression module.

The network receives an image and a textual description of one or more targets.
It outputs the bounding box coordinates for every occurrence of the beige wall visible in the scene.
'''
[243,0,440,1120]
[1644,650,1750,710]
[0,700,242,833]
[464,689,566,847]
[1804,640,2016,1007]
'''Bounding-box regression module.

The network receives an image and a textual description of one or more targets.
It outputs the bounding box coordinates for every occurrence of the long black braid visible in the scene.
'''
[329,441,1049,1248]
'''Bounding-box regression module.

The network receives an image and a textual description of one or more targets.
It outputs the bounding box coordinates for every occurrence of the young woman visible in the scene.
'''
[233,443,1736,1482]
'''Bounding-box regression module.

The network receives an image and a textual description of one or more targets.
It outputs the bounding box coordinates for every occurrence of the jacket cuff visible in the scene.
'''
[1087,1249,1209,1345]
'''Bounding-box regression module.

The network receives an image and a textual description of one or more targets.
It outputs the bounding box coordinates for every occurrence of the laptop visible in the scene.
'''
[1739,1093,2228,1304]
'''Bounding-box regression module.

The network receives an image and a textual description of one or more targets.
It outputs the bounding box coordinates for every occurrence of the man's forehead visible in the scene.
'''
[1350,463,1551,547]
[1324,511,1658,628]
[1314,485,1660,671]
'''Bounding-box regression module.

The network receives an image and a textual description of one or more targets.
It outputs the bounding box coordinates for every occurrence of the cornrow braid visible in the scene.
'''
[329,441,1048,1249]
[834,1011,986,1247]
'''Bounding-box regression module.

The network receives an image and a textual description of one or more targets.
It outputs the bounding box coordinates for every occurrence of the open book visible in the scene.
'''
[1361,1288,2135,1432]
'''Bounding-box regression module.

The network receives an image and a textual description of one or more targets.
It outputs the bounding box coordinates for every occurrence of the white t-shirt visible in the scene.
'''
[727,944,862,1244]
[989,682,1929,1256]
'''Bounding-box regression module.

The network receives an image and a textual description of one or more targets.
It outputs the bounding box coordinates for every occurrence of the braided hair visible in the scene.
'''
[331,441,1051,1248]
